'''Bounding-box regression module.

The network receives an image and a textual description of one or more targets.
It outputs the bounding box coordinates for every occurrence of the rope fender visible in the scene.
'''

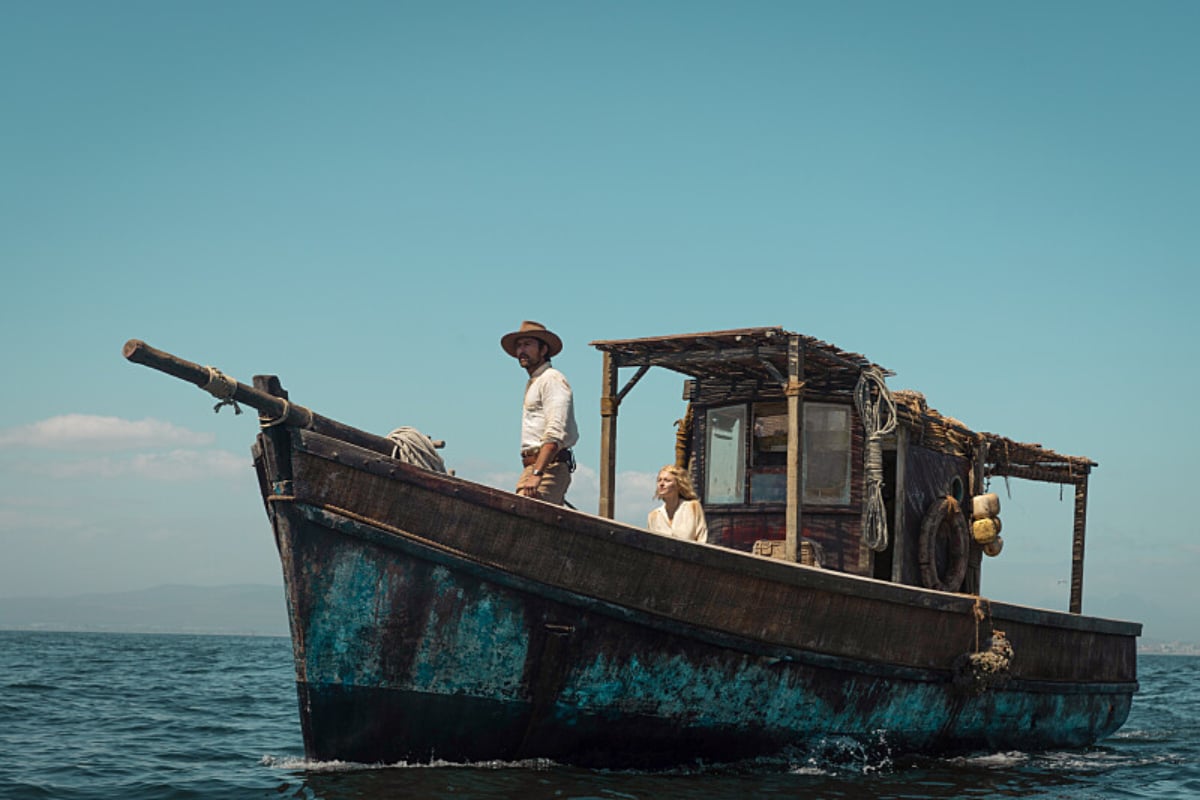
[953,629,1013,695]
[918,495,969,592]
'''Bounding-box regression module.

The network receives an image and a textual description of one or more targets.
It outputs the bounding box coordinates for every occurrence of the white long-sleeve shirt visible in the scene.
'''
[521,362,579,452]
[647,500,708,543]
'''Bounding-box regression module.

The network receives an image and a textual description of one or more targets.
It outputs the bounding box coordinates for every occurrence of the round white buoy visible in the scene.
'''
[972,493,1000,519]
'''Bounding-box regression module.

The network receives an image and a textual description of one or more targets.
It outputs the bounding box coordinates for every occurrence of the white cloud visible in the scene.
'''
[616,469,659,526]
[0,414,214,451]
[36,449,249,481]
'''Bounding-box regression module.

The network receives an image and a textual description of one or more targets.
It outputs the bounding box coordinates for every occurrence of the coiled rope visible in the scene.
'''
[855,367,897,552]
[386,426,447,474]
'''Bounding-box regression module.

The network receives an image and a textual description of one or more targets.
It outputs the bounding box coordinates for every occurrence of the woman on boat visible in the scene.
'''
[647,465,708,543]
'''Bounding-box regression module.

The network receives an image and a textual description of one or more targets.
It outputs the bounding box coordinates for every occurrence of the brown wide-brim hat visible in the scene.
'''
[501,320,563,358]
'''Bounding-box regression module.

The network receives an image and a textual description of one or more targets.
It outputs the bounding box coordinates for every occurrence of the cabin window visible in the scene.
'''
[705,405,746,504]
[750,402,787,502]
[803,403,852,505]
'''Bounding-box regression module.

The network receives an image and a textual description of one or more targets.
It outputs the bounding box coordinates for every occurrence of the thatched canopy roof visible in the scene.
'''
[893,390,1097,483]
[590,327,1095,484]
[590,326,891,397]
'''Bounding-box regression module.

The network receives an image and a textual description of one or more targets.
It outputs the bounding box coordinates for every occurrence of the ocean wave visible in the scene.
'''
[1033,748,1185,773]
[260,754,561,772]
[948,750,1031,768]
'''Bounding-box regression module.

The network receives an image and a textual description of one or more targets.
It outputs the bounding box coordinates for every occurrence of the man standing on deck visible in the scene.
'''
[501,320,578,505]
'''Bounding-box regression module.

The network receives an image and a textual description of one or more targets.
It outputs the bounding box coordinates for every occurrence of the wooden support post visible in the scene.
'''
[785,336,804,563]
[891,425,908,584]
[252,375,293,488]
[599,352,618,519]
[971,435,987,499]
[1069,474,1088,614]
[967,435,989,596]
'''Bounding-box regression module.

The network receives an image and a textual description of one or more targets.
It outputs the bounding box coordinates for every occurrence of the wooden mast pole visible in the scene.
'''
[599,351,618,519]
[1069,473,1088,613]
[122,339,427,456]
[784,335,804,562]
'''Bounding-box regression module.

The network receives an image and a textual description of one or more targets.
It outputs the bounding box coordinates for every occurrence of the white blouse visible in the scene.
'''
[647,499,708,543]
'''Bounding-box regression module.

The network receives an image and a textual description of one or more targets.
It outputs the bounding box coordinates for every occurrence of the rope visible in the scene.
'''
[950,595,1013,694]
[259,399,291,428]
[258,400,315,430]
[674,403,693,469]
[855,367,897,552]
[386,426,448,473]
[202,366,242,415]
[972,595,991,652]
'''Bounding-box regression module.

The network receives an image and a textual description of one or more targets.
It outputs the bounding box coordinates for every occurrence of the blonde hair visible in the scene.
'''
[655,464,698,501]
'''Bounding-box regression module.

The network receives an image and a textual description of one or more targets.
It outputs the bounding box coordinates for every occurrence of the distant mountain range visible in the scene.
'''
[0,584,289,636]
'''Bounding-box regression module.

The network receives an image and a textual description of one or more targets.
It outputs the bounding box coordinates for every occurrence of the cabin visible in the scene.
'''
[590,327,1096,613]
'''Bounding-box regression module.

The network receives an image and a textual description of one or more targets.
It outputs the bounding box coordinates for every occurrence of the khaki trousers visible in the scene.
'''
[517,460,571,505]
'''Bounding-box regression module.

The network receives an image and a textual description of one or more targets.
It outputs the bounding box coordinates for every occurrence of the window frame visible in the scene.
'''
[703,404,748,505]
[699,399,855,508]
[801,401,853,506]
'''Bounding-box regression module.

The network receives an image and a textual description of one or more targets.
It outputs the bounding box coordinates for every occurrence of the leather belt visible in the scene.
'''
[521,448,572,467]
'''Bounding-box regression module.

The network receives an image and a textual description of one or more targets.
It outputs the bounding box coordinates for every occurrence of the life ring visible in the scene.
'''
[919,496,970,592]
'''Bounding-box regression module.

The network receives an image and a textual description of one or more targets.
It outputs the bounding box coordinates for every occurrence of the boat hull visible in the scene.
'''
[259,428,1138,767]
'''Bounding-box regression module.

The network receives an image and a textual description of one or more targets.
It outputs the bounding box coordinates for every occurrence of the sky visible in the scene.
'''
[2,1,1197,643]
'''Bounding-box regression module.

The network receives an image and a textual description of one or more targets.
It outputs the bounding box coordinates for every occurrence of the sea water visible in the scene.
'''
[1,630,1196,800]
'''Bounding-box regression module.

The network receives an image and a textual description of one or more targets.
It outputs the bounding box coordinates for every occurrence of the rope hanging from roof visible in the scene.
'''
[855,367,897,552]
[674,403,693,470]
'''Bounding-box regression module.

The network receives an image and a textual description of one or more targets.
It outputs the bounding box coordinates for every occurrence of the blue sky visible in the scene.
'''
[2,1,1197,642]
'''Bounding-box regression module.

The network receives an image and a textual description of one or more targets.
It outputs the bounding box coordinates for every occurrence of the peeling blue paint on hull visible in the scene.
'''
[285,524,1134,767]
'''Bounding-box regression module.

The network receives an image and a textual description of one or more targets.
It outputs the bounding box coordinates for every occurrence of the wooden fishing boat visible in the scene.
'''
[123,328,1139,767]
